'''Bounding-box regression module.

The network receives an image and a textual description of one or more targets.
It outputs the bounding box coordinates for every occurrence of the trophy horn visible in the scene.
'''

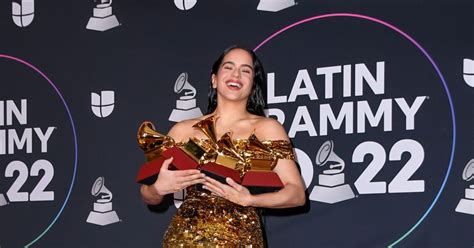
[192,115,219,150]
[248,133,272,154]
[217,132,244,161]
[137,121,175,161]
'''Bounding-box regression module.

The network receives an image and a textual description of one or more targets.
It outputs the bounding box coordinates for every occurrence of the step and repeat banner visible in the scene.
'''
[1,0,473,247]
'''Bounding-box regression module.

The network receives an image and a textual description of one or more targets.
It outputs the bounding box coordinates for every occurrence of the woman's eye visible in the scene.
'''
[242,69,252,74]
[224,66,232,70]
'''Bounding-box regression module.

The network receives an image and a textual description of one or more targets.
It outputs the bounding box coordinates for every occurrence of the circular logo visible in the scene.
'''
[174,0,198,10]
[254,13,454,246]
[0,55,78,247]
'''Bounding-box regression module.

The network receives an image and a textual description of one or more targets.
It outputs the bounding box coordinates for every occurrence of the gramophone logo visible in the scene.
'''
[173,189,187,208]
[463,58,474,87]
[168,72,203,122]
[257,0,296,12]
[174,0,197,10]
[0,193,8,206]
[86,0,120,32]
[91,91,115,118]
[86,177,121,226]
[309,140,355,204]
[12,0,34,27]
[455,159,474,215]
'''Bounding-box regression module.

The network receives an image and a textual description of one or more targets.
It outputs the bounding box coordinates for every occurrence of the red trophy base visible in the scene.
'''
[136,148,284,194]
[200,162,241,184]
[200,163,284,194]
[242,171,284,194]
[136,147,199,185]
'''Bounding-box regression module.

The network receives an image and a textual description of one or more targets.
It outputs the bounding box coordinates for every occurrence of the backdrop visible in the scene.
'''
[1,0,473,247]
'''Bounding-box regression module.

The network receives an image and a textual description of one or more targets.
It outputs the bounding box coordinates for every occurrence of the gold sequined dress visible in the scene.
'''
[162,138,295,248]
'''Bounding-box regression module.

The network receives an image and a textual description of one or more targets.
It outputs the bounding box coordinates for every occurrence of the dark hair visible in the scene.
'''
[206,45,267,117]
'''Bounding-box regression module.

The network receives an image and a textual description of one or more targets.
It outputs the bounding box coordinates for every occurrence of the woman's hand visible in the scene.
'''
[151,157,206,195]
[202,176,253,207]
[140,157,205,205]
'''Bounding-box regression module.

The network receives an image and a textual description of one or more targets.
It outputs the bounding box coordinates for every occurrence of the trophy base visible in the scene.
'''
[0,194,8,206]
[86,210,120,226]
[243,171,283,194]
[257,0,295,12]
[93,202,113,212]
[176,98,196,109]
[137,146,201,185]
[93,6,112,17]
[309,184,355,204]
[201,162,241,184]
[136,157,166,185]
[455,198,474,215]
[86,15,120,31]
[168,107,203,122]
[319,173,345,187]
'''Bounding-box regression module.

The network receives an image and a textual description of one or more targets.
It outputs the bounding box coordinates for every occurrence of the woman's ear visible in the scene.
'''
[211,75,217,88]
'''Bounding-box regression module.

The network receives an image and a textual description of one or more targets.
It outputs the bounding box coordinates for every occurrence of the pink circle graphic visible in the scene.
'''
[253,13,455,247]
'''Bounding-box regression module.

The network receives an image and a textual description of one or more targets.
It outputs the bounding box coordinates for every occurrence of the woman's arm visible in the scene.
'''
[203,158,305,208]
[248,158,305,208]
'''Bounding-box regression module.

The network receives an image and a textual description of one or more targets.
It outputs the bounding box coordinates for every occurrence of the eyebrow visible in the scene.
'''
[222,61,254,71]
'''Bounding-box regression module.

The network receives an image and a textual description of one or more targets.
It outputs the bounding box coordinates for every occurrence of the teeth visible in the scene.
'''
[227,82,242,89]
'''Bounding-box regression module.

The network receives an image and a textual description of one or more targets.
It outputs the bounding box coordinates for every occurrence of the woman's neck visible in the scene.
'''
[212,100,250,124]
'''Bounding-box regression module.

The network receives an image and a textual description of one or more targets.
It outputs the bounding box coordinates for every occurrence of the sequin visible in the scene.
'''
[162,138,295,247]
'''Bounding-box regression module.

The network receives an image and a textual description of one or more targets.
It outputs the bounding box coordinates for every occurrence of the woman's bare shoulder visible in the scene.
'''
[253,116,290,141]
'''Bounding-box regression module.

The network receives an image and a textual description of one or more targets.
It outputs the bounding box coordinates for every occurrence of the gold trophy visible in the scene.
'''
[136,115,285,193]
[137,121,175,162]
[136,121,201,185]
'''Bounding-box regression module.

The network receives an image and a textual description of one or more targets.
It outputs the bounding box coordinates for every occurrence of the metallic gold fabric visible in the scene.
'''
[163,139,295,248]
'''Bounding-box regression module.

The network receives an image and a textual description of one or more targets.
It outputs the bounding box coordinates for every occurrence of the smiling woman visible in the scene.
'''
[207,46,268,117]
[140,45,306,247]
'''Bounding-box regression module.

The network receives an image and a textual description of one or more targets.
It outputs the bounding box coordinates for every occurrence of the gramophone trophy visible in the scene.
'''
[257,0,296,12]
[136,116,284,194]
[135,122,201,185]
[309,140,355,204]
[190,116,284,193]
[168,73,203,122]
[0,193,8,206]
[86,0,120,32]
[455,159,474,215]
[86,177,120,226]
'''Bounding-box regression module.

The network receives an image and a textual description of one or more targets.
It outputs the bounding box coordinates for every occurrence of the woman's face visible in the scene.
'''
[212,48,254,103]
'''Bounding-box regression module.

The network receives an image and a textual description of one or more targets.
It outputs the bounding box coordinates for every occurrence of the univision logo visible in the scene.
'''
[91,91,115,118]
[12,0,34,27]
[174,0,197,10]
[463,58,474,87]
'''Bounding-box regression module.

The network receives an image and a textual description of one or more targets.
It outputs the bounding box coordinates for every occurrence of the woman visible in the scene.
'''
[140,45,306,247]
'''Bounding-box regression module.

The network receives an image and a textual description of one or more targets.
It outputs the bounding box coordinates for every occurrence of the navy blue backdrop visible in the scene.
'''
[1,0,473,247]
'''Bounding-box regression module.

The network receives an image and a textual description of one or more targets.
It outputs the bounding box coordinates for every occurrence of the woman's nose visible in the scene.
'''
[232,68,240,78]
